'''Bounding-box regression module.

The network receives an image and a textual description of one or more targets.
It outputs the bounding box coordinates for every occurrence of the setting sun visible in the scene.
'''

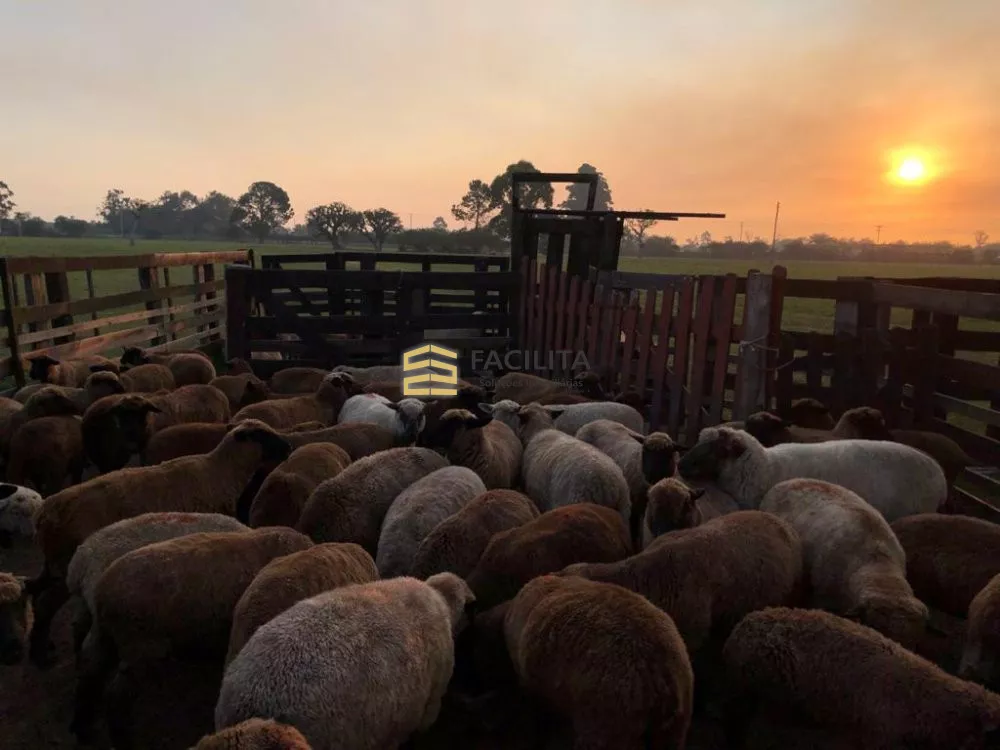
[885,147,939,187]
[897,158,925,182]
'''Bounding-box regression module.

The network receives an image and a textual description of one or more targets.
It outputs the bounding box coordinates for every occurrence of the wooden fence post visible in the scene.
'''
[44,271,74,344]
[733,271,772,420]
[0,258,26,388]
[225,265,250,362]
[138,265,167,347]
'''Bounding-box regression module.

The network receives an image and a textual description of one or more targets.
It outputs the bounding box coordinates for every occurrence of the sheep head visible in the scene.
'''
[743,411,794,448]
[514,403,555,444]
[385,398,426,445]
[677,426,754,482]
[107,395,163,452]
[478,399,520,435]
[27,355,60,384]
[845,592,928,652]
[835,407,891,440]
[419,408,489,453]
[785,397,835,430]
[226,357,255,376]
[0,573,31,665]
[119,346,150,368]
[85,371,126,400]
[239,377,271,408]
[426,571,476,636]
[641,432,687,485]
[230,420,293,463]
[644,478,705,541]
[22,386,81,418]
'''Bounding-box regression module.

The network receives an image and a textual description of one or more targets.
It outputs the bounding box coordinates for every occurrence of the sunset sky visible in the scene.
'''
[2,0,997,244]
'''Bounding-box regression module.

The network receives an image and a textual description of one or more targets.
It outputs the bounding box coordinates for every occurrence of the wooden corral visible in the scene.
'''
[225,252,519,377]
[0,250,252,388]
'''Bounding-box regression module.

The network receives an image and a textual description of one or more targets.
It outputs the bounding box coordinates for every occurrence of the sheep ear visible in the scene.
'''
[478,402,496,415]
[630,433,646,444]
[384,401,400,412]
[689,487,706,500]
[32,355,59,368]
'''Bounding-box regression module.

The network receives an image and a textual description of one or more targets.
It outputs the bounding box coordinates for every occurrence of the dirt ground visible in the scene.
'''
[0,530,970,750]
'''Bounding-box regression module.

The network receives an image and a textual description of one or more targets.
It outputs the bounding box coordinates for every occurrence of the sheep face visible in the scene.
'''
[0,574,31,665]
[743,412,793,447]
[516,403,556,443]
[641,433,684,484]
[85,371,126,399]
[645,480,705,539]
[427,571,477,635]
[119,347,150,368]
[418,408,490,452]
[676,427,751,482]
[240,377,271,407]
[393,398,428,444]
[232,423,293,462]
[27,355,60,383]
[786,398,835,429]
[847,593,928,651]
[478,400,520,434]
[0,483,43,547]
[837,407,892,440]
[109,396,163,453]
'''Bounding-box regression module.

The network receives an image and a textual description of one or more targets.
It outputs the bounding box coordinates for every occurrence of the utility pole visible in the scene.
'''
[409,213,413,229]
[875,225,882,244]
[770,201,780,254]
[739,221,744,243]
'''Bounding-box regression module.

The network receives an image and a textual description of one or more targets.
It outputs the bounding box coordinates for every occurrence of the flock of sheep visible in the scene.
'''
[1,346,1000,749]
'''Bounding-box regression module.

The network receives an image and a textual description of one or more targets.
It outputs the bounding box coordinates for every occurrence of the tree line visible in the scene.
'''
[0,169,995,263]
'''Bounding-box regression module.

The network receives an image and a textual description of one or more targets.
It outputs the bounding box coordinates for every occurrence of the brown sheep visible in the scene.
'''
[504,574,693,749]
[27,419,293,667]
[1,386,81,459]
[232,373,356,429]
[194,719,313,750]
[560,510,804,654]
[28,354,119,387]
[783,397,835,429]
[210,372,271,414]
[0,571,31,665]
[363,378,477,402]
[465,503,633,610]
[416,384,489,445]
[73,527,313,744]
[143,422,233,465]
[418,408,522,490]
[961,573,1000,692]
[226,358,256,375]
[833,406,977,490]
[284,421,325,432]
[114,363,177,393]
[641,478,706,544]
[269,367,329,395]
[283,422,398,461]
[5,415,86,497]
[723,607,1000,749]
[120,346,216,385]
[891,513,1000,618]
[296,447,448,553]
[409,489,540,580]
[248,443,352,529]
[226,542,378,666]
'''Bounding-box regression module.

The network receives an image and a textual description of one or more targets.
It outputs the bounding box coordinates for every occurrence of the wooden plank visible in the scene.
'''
[805,332,825,398]
[44,271,74,344]
[930,418,1000,466]
[139,266,167,347]
[708,275,739,425]
[10,279,226,326]
[874,283,1000,321]
[561,275,580,370]
[765,265,787,408]
[684,277,716,445]
[574,278,592,356]
[251,268,520,290]
[938,356,1000,393]
[733,271,773,420]
[604,291,624,385]
[225,265,251,362]
[928,392,1000,429]
[552,270,570,379]
[781,278,874,301]
[648,287,675,433]
[632,287,658,401]
[585,292,603,371]
[0,258,26,387]
[775,333,795,416]
[542,265,559,378]
[619,296,640,395]
[668,281,695,438]
[912,324,941,427]
[592,271,696,293]
[4,251,249,274]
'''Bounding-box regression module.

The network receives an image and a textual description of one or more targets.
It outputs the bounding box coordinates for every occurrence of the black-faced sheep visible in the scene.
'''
[0,482,43,548]
[269,367,329,395]
[890,513,1000,618]
[210,372,270,414]
[337,392,426,445]
[408,489,540,580]
[961,573,1000,692]
[783,397,836,429]
[194,718,313,750]
[418,408,521,489]
[28,354,119,387]
[28,420,292,666]
[214,573,475,750]
[282,422,399,461]
[722,607,1000,750]
[760,478,928,649]
[742,410,832,447]
[5,414,86,496]
[226,542,378,666]
[504,574,693,749]
[15,370,125,413]
[232,373,356,429]
[120,346,215,385]
[560,510,803,654]
[500,402,631,524]
[677,425,947,522]
[66,511,249,658]
[465,503,633,610]
[833,406,977,490]
[72,527,313,744]
[248,443,352,529]
[0,571,30,665]
[296,446,448,553]
[376,466,488,578]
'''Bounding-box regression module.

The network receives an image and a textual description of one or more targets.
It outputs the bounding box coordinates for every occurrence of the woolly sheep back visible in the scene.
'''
[248,443,352,529]
[5,414,86,497]
[231,374,355,429]
[194,718,313,749]
[376,466,487,578]
[546,401,645,436]
[282,422,397,461]
[423,408,522,490]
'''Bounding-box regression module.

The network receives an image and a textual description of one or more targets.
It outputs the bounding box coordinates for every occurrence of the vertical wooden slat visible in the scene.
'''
[806,332,824,398]
[765,265,788,409]
[585,287,603,370]
[685,277,717,445]
[24,274,48,347]
[85,269,98,327]
[668,281,695,439]
[883,327,910,428]
[203,264,219,340]
[139,266,166,347]
[532,265,547,375]
[775,333,795,417]
[518,259,532,351]
[225,265,250,362]
[733,271,773,421]
[619,295,640,395]
[604,291,624,390]
[552,270,569,379]
[45,271,74,345]
[562,275,580,372]
[574,278,593,359]
[162,267,177,342]
[708,274,739,425]
[0,258,26,388]
[912,323,940,428]
[831,333,855,417]
[648,289,675,433]
[542,265,559,378]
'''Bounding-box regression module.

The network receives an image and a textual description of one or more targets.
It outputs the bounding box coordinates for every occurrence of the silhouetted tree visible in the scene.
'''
[0,181,14,234]
[306,202,361,249]
[974,230,990,248]
[625,211,657,255]
[559,163,613,211]
[432,216,448,231]
[451,179,499,230]
[232,181,294,241]
[54,215,89,238]
[97,188,129,236]
[358,208,403,251]
[488,161,553,239]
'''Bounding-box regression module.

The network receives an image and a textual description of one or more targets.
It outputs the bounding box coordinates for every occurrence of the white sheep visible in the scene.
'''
[545,401,645,436]
[376,466,487,578]
[760,478,928,649]
[214,573,475,750]
[575,419,648,543]
[677,426,947,523]
[508,402,631,525]
[0,482,43,546]
[337,393,426,445]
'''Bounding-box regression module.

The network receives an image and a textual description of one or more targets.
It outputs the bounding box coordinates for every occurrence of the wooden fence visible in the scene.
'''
[0,250,252,388]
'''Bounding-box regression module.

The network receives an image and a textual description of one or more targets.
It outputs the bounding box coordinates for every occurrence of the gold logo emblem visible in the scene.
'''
[401,343,458,397]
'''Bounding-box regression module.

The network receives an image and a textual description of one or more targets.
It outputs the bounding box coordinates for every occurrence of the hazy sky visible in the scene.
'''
[2,0,997,244]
